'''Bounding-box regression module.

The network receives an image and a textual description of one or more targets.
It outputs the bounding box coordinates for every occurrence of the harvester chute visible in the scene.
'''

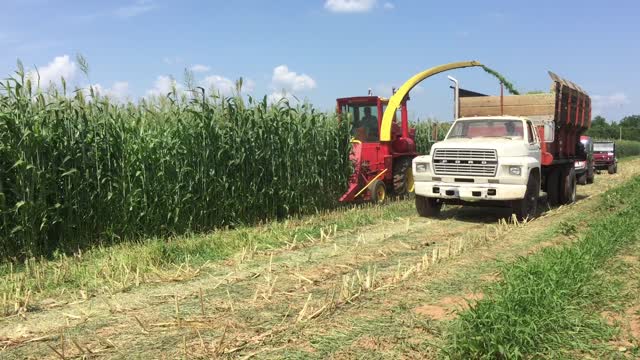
[380,61,483,141]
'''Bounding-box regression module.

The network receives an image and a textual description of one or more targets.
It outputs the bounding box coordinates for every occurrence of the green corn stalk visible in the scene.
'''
[0,67,352,260]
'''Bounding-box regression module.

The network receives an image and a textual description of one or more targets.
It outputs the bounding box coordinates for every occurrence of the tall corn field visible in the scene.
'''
[413,121,450,154]
[0,70,352,259]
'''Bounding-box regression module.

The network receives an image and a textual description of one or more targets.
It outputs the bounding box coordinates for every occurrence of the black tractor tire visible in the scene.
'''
[608,164,617,174]
[370,180,387,204]
[559,166,577,205]
[513,174,539,221]
[546,168,560,206]
[415,195,442,218]
[577,172,587,185]
[393,157,414,197]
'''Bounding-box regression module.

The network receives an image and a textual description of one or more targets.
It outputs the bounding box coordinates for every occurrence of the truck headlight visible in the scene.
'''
[508,166,522,176]
[416,163,429,173]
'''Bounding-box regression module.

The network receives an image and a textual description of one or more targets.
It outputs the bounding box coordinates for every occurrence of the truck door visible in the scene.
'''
[526,120,542,164]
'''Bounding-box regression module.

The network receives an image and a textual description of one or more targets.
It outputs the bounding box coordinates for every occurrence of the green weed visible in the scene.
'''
[445,175,640,359]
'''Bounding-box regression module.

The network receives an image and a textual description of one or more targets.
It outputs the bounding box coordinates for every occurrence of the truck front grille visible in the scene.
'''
[433,148,498,177]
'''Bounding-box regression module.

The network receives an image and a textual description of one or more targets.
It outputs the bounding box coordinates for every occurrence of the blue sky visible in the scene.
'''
[1,0,637,122]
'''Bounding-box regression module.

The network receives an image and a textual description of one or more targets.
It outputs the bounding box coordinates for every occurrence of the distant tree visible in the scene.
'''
[620,115,640,140]
[587,114,640,141]
[591,115,607,127]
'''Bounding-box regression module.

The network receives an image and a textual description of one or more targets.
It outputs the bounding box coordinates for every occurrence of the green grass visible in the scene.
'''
[445,175,640,359]
[0,66,352,260]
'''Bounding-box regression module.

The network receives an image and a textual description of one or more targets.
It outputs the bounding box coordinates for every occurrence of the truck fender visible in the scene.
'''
[524,156,541,179]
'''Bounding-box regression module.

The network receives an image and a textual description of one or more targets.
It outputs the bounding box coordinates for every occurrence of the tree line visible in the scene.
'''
[587,115,640,141]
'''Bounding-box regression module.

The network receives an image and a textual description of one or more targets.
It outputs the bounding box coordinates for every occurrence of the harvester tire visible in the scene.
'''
[415,195,442,217]
[559,166,577,205]
[370,180,387,204]
[393,158,414,197]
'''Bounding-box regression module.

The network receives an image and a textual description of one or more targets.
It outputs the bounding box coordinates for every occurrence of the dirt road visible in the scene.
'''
[2,158,640,359]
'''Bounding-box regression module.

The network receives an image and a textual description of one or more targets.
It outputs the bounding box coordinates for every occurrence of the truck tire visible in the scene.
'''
[608,164,616,174]
[393,158,414,197]
[546,169,560,206]
[415,195,442,217]
[587,165,595,184]
[559,167,577,205]
[370,180,387,204]
[513,174,539,221]
[577,172,587,185]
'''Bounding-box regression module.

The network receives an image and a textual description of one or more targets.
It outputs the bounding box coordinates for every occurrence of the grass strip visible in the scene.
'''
[445,175,640,359]
[0,200,415,312]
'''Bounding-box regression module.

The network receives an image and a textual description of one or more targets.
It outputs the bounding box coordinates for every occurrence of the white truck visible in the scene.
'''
[412,72,591,219]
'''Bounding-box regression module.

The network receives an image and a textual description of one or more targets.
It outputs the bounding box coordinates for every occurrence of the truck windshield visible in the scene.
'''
[342,104,379,142]
[594,143,614,152]
[447,119,524,140]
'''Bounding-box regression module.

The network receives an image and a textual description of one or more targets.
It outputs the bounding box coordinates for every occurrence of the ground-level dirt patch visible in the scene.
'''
[414,293,484,320]
[626,306,640,340]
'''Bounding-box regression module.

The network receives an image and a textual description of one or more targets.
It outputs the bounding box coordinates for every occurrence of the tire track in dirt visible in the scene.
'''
[254,157,640,359]
[0,207,490,358]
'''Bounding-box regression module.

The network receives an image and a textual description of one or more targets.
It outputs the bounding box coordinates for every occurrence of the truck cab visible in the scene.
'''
[413,116,541,217]
[593,141,617,174]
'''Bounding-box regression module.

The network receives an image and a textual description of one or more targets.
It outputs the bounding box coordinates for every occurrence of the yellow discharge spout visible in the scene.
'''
[380,61,483,141]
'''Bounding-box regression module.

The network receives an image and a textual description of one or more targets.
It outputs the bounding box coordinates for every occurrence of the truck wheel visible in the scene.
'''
[415,195,442,217]
[587,165,595,184]
[546,169,560,206]
[559,167,577,205]
[393,158,414,197]
[370,180,387,204]
[577,172,587,185]
[513,174,539,220]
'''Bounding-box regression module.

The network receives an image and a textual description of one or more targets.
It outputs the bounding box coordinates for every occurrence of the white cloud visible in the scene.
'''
[202,75,235,95]
[146,75,182,97]
[29,55,78,88]
[115,0,156,18]
[243,78,256,93]
[268,90,297,104]
[592,92,629,115]
[91,81,130,101]
[201,75,255,95]
[190,64,210,73]
[271,65,316,92]
[324,0,376,13]
[383,2,395,10]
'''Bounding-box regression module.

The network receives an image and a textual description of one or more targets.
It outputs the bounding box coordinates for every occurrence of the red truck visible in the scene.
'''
[593,140,618,174]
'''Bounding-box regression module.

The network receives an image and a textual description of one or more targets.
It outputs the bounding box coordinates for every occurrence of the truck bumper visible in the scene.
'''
[415,181,527,201]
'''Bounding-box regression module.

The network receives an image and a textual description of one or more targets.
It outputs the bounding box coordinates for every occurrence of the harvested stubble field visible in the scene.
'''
[2,157,640,359]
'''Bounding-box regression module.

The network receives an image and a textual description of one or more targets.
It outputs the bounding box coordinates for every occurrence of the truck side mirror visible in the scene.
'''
[543,121,555,143]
